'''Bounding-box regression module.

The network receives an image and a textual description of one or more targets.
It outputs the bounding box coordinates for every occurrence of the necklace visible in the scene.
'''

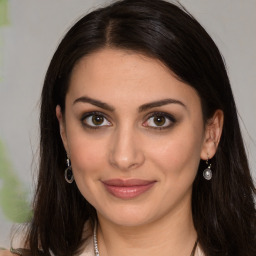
[93,223,100,256]
[93,223,198,256]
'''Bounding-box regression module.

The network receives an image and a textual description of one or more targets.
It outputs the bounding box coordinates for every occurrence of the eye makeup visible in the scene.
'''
[142,111,177,130]
[80,110,177,131]
[80,111,112,130]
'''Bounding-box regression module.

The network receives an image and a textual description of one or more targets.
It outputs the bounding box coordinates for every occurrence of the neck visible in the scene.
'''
[96,202,197,256]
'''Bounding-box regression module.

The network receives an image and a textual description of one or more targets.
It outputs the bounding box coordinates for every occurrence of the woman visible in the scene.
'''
[1,0,255,255]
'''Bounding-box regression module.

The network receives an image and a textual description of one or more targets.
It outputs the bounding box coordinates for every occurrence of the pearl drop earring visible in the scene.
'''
[203,157,212,180]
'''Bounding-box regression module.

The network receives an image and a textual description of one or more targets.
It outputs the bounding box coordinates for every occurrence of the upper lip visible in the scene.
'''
[102,179,156,187]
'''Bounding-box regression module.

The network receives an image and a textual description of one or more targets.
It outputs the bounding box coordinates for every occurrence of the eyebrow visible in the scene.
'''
[138,98,186,112]
[73,96,115,111]
[73,96,186,112]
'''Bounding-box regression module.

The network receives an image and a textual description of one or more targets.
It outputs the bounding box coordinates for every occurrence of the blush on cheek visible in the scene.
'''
[154,139,200,178]
[69,136,101,162]
[70,146,105,177]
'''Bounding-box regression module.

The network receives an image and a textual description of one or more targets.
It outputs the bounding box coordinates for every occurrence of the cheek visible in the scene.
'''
[147,127,203,182]
[71,140,106,174]
[66,125,107,180]
[67,134,107,204]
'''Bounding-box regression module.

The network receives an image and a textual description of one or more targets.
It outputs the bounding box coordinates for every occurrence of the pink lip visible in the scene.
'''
[102,179,156,199]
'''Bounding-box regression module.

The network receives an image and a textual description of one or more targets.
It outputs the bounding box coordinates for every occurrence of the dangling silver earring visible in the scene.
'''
[65,157,74,184]
[203,157,212,180]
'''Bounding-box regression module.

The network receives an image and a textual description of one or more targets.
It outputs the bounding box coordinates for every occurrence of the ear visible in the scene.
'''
[200,109,224,160]
[56,105,69,154]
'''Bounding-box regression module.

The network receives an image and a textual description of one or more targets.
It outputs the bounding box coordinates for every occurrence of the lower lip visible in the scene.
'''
[103,182,155,199]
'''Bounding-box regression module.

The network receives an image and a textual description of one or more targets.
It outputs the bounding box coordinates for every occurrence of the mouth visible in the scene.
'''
[101,179,156,199]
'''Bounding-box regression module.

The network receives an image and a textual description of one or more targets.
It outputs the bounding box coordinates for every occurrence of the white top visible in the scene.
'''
[79,235,205,256]
[9,222,205,256]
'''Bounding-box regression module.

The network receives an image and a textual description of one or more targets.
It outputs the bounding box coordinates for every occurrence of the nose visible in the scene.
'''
[108,126,145,171]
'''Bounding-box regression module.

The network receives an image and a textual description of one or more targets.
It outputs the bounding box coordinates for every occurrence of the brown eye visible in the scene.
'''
[92,115,104,125]
[143,113,175,129]
[153,116,166,126]
[82,113,111,128]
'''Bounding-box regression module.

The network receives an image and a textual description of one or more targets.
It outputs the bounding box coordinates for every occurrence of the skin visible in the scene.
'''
[0,251,12,256]
[55,48,223,256]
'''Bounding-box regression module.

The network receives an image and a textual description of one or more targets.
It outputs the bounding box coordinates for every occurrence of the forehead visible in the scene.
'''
[68,48,201,111]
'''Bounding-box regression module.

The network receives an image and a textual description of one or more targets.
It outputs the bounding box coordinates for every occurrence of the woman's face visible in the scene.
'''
[57,48,209,227]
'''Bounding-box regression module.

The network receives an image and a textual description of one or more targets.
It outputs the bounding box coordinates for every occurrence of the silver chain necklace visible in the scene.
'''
[93,223,198,256]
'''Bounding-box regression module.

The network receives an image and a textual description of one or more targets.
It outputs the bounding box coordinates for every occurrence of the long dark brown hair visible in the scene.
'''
[23,0,255,255]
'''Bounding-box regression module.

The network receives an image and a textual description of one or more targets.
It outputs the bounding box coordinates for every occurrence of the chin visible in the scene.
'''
[97,204,159,227]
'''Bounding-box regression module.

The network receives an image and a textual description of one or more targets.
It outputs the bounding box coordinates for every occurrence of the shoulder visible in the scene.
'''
[196,244,205,256]
[79,235,94,256]
[79,221,95,256]
[0,250,14,256]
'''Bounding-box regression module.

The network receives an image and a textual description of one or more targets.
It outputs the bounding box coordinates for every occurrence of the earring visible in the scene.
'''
[203,157,212,180]
[65,157,74,184]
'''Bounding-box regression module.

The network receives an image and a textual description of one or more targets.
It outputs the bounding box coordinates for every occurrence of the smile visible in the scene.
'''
[101,179,156,199]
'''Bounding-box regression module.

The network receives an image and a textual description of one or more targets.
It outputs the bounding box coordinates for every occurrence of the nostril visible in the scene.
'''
[108,150,145,171]
[108,130,145,171]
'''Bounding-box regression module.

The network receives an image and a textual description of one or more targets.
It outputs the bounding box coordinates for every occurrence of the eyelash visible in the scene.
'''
[81,111,111,130]
[80,111,176,130]
[143,112,176,130]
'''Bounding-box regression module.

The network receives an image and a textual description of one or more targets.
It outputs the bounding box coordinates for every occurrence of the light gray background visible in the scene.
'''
[0,0,255,247]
